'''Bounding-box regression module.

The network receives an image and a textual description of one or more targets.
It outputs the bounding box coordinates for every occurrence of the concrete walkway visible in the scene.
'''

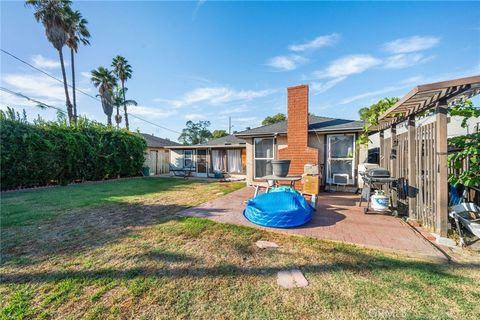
[178,187,447,261]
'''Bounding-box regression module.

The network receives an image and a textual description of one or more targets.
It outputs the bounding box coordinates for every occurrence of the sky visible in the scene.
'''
[1,0,479,142]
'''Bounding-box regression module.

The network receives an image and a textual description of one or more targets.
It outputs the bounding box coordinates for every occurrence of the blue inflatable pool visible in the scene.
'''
[243,189,314,228]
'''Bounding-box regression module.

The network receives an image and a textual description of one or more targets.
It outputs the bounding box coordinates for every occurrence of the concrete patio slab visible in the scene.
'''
[255,240,279,249]
[277,269,309,288]
[177,187,447,261]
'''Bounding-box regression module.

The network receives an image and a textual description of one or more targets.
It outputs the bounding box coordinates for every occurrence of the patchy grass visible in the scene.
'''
[0,177,244,226]
[1,178,480,319]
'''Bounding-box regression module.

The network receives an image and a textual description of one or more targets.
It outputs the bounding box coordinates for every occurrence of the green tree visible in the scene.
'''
[65,8,90,125]
[112,86,137,128]
[262,113,286,126]
[111,56,133,130]
[447,99,480,187]
[26,0,74,124]
[179,120,212,145]
[357,97,400,144]
[211,129,228,139]
[91,67,117,126]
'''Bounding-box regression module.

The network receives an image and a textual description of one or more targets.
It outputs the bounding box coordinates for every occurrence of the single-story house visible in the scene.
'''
[141,133,182,175]
[235,84,367,189]
[166,135,247,178]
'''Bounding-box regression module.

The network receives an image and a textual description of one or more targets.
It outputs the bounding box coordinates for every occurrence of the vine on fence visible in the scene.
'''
[0,107,146,190]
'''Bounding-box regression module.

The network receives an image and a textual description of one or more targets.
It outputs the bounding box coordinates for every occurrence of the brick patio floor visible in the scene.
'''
[178,187,447,261]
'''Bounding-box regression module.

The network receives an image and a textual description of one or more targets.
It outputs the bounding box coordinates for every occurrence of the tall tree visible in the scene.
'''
[112,86,137,128]
[211,129,228,139]
[65,8,90,125]
[262,113,286,126]
[26,0,74,124]
[111,56,133,130]
[91,67,117,125]
[179,120,212,145]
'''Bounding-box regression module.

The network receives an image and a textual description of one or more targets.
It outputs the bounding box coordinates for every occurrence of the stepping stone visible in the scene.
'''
[255,240,279,249]
[277,269,308,288]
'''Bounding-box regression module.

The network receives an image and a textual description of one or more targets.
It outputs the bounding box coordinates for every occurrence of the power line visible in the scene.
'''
[1,48,181,134]
[1,48,99,102]
[0,86,67,115]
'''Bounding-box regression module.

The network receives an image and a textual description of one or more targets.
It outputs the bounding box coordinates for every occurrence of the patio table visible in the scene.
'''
[254,175,302,197]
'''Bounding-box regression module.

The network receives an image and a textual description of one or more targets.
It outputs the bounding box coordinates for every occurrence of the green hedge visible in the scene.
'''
[0,111,146,190]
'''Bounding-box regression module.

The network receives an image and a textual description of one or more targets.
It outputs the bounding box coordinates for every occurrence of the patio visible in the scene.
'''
[178,187,447,261]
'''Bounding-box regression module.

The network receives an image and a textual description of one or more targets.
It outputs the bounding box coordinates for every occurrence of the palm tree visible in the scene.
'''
[65,8,90,125]
[112,86,137,128]
[90,67,116,125]
[26,0,74,125]
[111,56,132,130]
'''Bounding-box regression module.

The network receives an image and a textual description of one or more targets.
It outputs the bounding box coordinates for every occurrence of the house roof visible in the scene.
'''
[141,133,182,148]
[167,134,246,149]
[235,115,364,137]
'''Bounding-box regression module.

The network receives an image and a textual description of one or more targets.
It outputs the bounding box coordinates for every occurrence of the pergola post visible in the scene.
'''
[390,124,397,177]
[436,99,448,236]
[379,130,384,167]
[407,115,417,218]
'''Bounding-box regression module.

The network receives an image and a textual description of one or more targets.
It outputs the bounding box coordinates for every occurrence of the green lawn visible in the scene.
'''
[1,178,480,319]
[1,177,244,227]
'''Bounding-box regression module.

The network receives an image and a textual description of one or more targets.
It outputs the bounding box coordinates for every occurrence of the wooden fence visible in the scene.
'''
[379,121,439,231]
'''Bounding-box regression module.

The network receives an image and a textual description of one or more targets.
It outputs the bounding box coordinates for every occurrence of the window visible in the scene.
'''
[326,134,355,184]
[184,150,193,168]
[254,138,274,178]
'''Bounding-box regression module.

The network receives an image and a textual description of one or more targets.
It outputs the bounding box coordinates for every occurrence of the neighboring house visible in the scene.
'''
[235,84,366,188]
[141,133,182,175]
[167,135,247,178]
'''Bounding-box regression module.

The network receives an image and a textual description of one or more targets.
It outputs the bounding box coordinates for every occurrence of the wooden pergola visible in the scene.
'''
[369,75,480,236]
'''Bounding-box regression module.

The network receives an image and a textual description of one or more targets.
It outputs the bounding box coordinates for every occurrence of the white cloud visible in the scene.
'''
[339,76,421,105]
[192,0,206,20]
[314,54,382,79]
[31,54,64,69]
[184,113,204,120]
[1,73,67,106]
[219,105,249,115]
[289,33,340,52]
[384,53,435,69]
[152,98,184,108]
[0,90,39,109]
[155,86,275,108]
[129,105,177,118]
[266,55,307,71]
[311,77,347,94]
[382,36,440,54]
[236,116,257,122]
[80,71,91,79]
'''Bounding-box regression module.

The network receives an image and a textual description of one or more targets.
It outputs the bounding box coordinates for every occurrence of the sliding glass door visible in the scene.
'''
[326,134,355,184]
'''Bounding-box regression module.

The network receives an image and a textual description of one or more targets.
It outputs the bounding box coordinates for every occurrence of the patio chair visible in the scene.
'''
[449,202,480,246]
[169,164,192,179]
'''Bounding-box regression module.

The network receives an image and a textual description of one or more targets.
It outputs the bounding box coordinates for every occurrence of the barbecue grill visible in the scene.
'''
[359,167,397,214]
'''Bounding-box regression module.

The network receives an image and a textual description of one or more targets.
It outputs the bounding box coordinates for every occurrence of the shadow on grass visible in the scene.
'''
[0,177,231,227]
[0,202,229,267]
[2,249,478,285]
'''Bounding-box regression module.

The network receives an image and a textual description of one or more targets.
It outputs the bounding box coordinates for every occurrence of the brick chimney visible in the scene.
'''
[278,85,318,176]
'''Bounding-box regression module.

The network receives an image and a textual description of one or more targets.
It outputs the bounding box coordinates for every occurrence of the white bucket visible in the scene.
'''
[371,191,389,211]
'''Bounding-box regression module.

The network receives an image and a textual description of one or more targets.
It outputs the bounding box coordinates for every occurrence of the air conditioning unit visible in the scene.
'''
[333,174,349,186]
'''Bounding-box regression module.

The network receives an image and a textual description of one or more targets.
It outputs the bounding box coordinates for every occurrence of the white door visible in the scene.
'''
[326,134,355,185]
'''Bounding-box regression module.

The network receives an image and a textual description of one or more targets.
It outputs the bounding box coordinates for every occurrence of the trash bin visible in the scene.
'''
[142,166,150,176]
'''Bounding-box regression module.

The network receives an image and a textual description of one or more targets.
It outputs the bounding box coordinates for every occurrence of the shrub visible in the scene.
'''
[0,108,146,190]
